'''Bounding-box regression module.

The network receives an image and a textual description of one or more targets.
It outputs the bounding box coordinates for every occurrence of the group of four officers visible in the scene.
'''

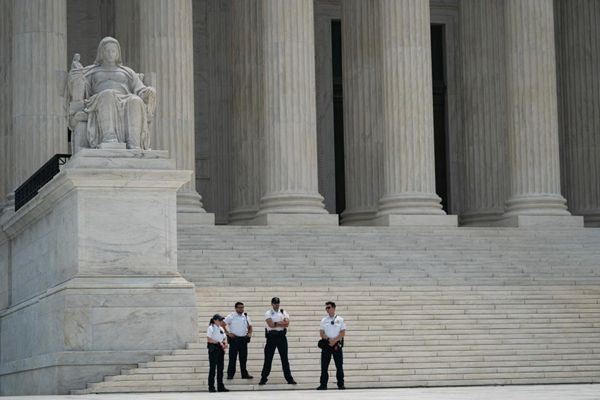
[206,297,346,392]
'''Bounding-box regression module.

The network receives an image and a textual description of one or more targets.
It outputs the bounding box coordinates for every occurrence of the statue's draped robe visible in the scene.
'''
[83,65,154,149]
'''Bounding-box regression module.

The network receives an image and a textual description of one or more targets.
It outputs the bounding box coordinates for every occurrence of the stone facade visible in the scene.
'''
[0,0,599,393]
[0,0,597,226]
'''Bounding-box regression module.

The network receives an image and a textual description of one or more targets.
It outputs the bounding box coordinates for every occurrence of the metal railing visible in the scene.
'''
[14,154,71,211]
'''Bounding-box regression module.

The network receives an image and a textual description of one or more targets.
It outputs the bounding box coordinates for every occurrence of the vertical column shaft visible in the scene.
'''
[0,0,13,209]
[13,0,68,188]
[458,0,508,225]
[115,0,140,71]
[139,0,209,218]
[258,0,327,215]
[504,0,569,216]
[229,0,262,223]
[555,0,600,226]
[341,0,383,224]
[377,0,444,216]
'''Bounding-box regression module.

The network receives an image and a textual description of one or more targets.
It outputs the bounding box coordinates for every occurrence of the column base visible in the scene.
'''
[258,193,329,215]
[377,193,446,215]
[584,217,600,228]
[459,209,505,227]
[251,213,339,226]
[504,194,570,216]
[574,210,600,228]
[371,214,458,227]
[496,215,584,228]
[177,191,214,226]
[340,208,378,226]
[228,207,259,225]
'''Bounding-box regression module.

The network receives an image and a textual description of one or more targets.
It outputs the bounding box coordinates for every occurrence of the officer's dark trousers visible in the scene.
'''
[227,337,249,378]
[261,331,293,382]
[320,347,344,387]
[207,345,225,390]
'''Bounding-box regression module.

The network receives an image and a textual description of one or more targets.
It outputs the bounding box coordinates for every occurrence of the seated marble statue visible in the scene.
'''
[67,36,156,151]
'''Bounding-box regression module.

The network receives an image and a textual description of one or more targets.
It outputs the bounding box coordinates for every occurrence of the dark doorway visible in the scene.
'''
[431,24,449,212]
[331,20,346,215]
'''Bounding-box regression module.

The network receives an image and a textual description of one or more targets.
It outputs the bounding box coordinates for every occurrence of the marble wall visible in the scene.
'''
[0,151,198,395]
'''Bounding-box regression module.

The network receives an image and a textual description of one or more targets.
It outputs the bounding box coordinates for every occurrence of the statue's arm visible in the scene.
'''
[128,68,157,120]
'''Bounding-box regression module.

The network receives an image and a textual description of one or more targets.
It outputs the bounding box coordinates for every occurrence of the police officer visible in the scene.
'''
[259,297,297,385]
[224,302,253,380]
[316,301,346,390]
[206,314,229,393]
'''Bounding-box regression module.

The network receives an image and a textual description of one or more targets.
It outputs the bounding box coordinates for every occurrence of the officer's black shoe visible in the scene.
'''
[287,379,297,385]
[226,376,233,380]
[338,385,346,390]
[208,387,216,393]
[241,374,253,379]
[217,387,229,392]
[316,385,327,390]
[258,379,267,385]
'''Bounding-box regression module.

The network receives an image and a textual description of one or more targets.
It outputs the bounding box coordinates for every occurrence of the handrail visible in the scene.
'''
[14,154,72,211]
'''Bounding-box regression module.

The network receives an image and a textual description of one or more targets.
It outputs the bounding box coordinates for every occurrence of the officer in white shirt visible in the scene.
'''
[206,314,229,393]
[316,301,346,390]
[224,302,253,379]
[259,297,297,385]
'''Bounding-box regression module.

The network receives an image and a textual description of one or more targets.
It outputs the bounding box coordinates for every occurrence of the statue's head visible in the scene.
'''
[95,37,122,66]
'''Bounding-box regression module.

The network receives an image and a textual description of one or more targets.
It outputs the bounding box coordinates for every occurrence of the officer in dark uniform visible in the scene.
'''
[259,297,297,385]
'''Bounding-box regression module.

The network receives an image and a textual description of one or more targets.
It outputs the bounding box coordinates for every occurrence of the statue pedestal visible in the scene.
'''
[0,149,198,395]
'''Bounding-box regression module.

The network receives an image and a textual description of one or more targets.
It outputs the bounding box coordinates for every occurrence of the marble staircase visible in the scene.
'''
[72,226,600,394]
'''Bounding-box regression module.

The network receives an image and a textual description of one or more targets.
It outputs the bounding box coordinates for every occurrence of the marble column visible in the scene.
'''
[502,0,579,227]
[138,0,213,225]
[555,0,600,227]
[458,0,508,226]
[340,0,383,225]
[374,0,455,226]
[115,0,140,71]
[0,0,13,214]
[254,0,336,225]
[229,0,262,224]
[12,0,68,189]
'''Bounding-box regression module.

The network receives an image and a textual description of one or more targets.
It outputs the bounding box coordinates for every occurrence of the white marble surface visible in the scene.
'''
[258,0,328,216]
[13,0,68,189]
[4,384,600,399]
[503,0,569,218]
[0,151,199,395]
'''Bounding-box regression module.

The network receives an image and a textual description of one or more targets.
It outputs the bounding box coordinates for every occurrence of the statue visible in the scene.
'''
[67,37,156,152]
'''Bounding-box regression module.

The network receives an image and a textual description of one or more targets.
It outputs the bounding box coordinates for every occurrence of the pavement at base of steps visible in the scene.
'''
[4,384,600,400]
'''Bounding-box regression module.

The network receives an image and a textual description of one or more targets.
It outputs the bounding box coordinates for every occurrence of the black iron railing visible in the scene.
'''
[15,154,71,211]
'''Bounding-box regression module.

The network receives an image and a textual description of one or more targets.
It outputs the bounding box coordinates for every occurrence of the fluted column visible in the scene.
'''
[255,0,336,225]
[555,0,600,227]
[340,0,383,225]
[229,0,262,224]
[115,0,140,71]
[502,0,577,226]
[12,0,68,189]
[0,0,13,214]
[374,0,455,226]
[458,0,508,226]
[139,0,213,225]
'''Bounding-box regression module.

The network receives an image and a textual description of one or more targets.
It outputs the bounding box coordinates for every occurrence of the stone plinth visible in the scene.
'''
[0,149,198,395]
